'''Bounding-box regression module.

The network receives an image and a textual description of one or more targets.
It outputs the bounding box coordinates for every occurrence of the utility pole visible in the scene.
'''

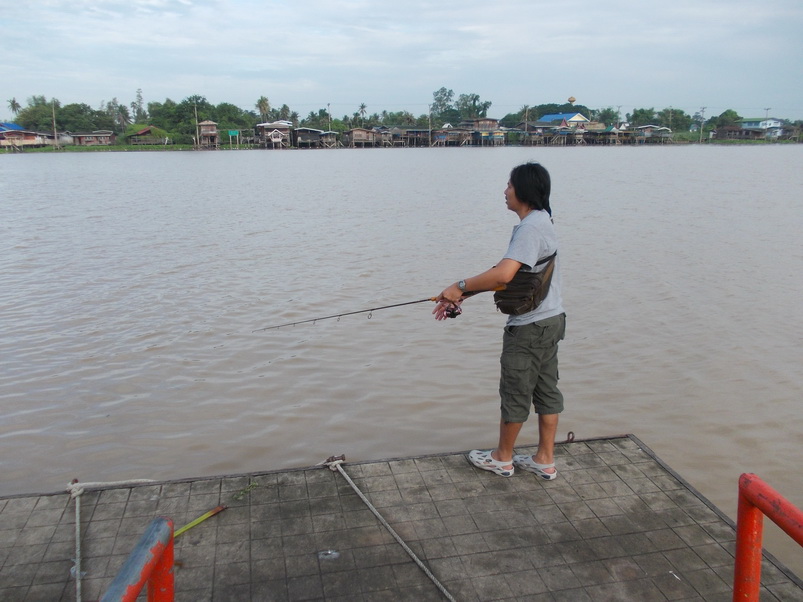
[699,106,706,143]
[428,105,432,147]
[194,102,200,149]
[51,100,59,150]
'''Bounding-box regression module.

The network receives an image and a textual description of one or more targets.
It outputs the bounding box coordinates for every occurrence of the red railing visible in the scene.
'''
[100,517,174,602]
[733,473,803,601]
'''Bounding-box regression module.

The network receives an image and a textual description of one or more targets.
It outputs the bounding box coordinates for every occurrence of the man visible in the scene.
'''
[434,162,566,479]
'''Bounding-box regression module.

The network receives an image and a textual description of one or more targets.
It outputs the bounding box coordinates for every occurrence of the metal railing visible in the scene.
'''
[100,517,175,602]
[733,473,803,601]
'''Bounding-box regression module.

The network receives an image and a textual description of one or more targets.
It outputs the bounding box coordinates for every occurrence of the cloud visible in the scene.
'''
[1,0,802,120]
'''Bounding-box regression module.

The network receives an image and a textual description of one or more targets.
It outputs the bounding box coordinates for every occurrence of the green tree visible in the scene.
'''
[455,93,492,119]
[656,107,692,131]
[593,107,620,126]
[431,87,454,115]
[130,88,147,123]
[277,104,291,121]
[529,102,592,121]
[7,97,21,115]
[15,96,60,131]
[714,109,742,128]
[430,88,462,125]
[628,107,657,126]
[148,98,178,131]
[358,103,367,126]
[214,102,248,129]
[115,104,131,131]
[256,96,270,122]
[300,108,332,130]
[58,103,111,132]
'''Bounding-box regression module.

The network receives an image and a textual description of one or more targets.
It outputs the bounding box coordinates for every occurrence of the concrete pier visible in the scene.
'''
[1,435,800,601]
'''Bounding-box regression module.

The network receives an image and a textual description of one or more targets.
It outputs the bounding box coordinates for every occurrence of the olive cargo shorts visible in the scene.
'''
[499,313,566,422]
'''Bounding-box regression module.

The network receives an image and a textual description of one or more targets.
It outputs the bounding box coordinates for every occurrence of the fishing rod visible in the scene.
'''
[253,297,462,332]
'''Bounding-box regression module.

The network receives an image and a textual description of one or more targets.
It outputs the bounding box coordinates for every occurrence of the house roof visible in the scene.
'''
[257,120,293,128]
[539,113,589,123]
[1,122,26,131]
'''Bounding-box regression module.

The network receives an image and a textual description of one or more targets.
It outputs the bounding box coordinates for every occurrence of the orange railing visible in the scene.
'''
[100,517,174,602]
[733,473,803,601]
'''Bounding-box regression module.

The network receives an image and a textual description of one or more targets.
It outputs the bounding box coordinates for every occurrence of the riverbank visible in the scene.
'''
[3,139,798,154]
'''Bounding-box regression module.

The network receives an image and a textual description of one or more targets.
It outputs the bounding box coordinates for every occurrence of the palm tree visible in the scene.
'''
[358,103,367,126]
[256,96,270,122]
[116,105,131,132]
[8,97,21,115]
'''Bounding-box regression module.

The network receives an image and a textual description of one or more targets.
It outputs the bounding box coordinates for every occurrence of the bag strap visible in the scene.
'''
[534,251,557,266]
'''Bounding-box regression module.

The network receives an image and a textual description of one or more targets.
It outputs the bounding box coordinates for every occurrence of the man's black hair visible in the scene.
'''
[510,162,552,216]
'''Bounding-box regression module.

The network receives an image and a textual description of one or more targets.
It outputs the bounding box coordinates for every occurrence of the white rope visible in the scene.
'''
[325,459,457,602]
[66,478,155,602]
[72,490,82,602]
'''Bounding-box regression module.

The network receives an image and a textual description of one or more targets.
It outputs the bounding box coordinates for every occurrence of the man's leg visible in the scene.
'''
[493,419,524,464]
[532,413,558,474]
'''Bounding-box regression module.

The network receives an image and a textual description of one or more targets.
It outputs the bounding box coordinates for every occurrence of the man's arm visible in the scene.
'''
[437,258,522,304]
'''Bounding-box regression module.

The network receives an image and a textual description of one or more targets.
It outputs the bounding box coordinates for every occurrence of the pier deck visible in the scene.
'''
[1,435,800,601]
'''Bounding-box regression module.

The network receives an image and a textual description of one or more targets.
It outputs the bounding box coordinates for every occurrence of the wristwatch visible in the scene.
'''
[458,280,467,292]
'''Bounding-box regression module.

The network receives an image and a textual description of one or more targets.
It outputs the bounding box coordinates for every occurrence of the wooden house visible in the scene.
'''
[472,129,506,146]
[457,118,504,146]
[294,127,323,148]
[714,126,765,141]
[740,117,783,138]
[584,125,621,145]
[373,126,394,147]
[537,113,590,128]
[459,117,500,131]
[343,127,376,148]
[0,126,68,148]
[0,123,43,148]
[320,131,340,148]
[432,127,472,147]
[198,120,218,148]
[635,125,673,143]
[396,128,431,147]
[127,126,169,145]
[71,130,115,146]
[256,120,292,148]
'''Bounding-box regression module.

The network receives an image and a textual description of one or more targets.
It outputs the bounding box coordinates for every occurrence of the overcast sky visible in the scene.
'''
[2,0,802,122]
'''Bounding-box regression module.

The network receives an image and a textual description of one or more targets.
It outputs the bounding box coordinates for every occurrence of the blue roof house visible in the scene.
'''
[538,113,590,127]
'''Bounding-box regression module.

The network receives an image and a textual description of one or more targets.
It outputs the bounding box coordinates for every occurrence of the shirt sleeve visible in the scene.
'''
[503,222,550,271]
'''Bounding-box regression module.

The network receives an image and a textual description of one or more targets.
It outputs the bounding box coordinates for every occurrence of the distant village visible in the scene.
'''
[0,112,794,151]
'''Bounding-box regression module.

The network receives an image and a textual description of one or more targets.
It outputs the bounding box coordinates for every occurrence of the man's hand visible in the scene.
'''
[432,299,463,321]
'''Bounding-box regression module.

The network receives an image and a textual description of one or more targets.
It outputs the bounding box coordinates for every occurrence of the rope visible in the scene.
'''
[66,478,155,602]
[324,458,456,602]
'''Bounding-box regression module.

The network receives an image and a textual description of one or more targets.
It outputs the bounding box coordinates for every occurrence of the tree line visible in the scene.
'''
[6,88,796,145]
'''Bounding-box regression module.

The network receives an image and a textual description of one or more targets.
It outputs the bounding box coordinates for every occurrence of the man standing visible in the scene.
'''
[434,162,566,479]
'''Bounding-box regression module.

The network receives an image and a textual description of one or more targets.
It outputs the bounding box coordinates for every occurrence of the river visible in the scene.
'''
[1,144,801,574]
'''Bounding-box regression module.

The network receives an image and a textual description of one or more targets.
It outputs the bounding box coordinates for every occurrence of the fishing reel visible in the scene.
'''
[444,305,462,319]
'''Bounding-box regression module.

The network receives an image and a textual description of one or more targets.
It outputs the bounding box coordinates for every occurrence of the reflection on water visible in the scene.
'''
[1,146,801,573]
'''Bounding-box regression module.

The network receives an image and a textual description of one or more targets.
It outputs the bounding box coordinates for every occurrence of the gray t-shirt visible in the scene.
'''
[502,210,564,325]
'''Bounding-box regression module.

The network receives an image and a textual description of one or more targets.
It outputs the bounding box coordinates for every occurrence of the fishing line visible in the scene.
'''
[253,297,448,331]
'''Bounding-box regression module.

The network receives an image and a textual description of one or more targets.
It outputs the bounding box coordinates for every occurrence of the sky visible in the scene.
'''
[2,0,803,123]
